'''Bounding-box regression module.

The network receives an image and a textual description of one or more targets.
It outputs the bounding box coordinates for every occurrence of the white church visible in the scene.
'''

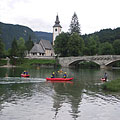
[27,15,62,57]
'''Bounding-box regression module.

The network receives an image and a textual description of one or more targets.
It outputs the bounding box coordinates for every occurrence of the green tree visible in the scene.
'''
[10,38,18,57]
[84,35,100,55]
[113,39,120,55]
[54,32,70,56]
[68,33,84,56]
[17,37,26,58]
[0,30,5,58]
[25,36,34,51]
[69,12,81,34]
[99,42,114,55]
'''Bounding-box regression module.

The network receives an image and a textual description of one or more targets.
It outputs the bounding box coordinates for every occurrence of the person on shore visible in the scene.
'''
[51,72,55,78]
[63,72,67,78]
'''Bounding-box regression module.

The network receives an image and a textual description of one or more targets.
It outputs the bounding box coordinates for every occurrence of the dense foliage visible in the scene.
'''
[0,59,7,66]
[10,58,58,67]
[0,29,5,58]
[54,31,120,56]
[68,33,84,56]
[25,36,34,51]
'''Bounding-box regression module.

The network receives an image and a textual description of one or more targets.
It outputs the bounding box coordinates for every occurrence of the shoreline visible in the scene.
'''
[0,65,16,68]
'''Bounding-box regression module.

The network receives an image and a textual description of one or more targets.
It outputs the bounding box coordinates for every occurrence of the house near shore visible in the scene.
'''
[27,39,55,57]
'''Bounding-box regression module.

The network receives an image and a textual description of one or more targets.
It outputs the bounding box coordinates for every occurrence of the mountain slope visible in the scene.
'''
[34,31,53,43]
[0,22,37,49]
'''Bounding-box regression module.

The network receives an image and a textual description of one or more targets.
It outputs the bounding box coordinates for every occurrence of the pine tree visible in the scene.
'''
[69,12,81,35]
[10,38,18,57]
[25,36,34,51]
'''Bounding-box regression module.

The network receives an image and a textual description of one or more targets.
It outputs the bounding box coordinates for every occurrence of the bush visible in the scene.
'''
[101,79,120,92]
[0,59,7,66]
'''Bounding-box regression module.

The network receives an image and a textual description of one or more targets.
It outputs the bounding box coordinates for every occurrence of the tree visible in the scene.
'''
[99,42,114,55]
[69,12,81,34]
[10,38,18,57]
[54,32,70,56]
[67,33,84,56]
[113,39,120,55]
[25,36,34,51]
[17,37,26,58]
[0,30,5,58]
[84,35,100,55]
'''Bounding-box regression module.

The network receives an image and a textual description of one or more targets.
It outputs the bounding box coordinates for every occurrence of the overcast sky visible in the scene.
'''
[0,0,120,34]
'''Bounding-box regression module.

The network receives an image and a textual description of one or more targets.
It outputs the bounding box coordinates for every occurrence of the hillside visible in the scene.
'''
[0,22,37,49]
[1,21,120,50]
[82,27,120,43]
[0,22,53,49]
[34,31,53,43]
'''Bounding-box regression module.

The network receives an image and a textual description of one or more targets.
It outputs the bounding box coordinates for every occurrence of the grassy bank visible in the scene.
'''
[101,79,120,92]
[0,59,7,66]
[10,58,60,67]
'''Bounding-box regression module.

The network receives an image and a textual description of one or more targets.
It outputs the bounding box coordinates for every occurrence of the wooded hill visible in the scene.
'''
[0,22,36,49]
[0,22,52,49]
[1,21,120,50]
[83,27,120,43]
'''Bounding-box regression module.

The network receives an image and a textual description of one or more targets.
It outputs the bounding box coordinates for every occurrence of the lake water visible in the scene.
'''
[0,67,120,120]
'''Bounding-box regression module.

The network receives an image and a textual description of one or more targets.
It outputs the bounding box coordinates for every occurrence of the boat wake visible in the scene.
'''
[0,77,46,84]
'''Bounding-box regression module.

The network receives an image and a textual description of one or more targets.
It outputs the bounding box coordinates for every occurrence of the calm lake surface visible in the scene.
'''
[0,67,120,120]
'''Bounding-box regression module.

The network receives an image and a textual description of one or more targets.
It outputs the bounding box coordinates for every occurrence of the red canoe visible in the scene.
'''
[21,74,30,77]
[46,77,73,81]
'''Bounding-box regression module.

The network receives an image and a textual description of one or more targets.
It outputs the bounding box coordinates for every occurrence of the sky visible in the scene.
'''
[0,0,120,35]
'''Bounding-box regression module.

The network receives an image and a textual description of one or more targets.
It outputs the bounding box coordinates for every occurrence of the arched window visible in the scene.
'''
[55,28,57,32]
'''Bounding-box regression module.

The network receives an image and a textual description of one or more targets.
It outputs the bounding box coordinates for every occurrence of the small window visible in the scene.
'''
[55,29,57,32]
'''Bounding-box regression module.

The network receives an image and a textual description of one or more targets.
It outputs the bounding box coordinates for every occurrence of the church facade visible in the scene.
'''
[27,15,62,57]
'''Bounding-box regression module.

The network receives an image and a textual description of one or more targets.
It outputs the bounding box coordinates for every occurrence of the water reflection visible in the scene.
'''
[0,67,120,120]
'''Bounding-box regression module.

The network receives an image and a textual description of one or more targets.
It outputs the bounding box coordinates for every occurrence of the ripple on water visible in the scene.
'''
[0,77,46,84]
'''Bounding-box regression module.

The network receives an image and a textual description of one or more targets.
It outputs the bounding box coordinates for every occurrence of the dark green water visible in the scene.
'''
[0,67,120,120]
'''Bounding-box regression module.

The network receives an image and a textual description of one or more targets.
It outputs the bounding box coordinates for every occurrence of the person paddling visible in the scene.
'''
[63,72,67,78]
[51,72,55,78]
[23,70,28,75]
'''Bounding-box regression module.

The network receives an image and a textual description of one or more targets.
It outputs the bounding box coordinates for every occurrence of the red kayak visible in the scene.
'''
[21,74,30,77]
[47,81,73,84]
[46,77,73,81]
[101,78,107,81]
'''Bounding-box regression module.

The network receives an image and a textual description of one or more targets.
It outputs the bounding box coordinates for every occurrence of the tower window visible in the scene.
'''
[55,29,57,32]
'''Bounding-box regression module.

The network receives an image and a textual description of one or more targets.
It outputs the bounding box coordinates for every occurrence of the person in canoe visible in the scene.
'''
[23,70,28,75]
[63,72,67,78]
[51,72,55,78]
[58,69,63,74]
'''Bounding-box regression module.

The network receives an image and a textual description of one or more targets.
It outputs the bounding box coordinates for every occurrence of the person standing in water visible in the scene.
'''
[104,72,107,81]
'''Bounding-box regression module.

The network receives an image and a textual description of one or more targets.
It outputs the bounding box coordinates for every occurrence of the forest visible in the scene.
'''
[54,13,120,57]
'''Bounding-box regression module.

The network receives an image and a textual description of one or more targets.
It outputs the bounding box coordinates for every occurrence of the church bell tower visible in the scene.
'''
[53,14,62,45]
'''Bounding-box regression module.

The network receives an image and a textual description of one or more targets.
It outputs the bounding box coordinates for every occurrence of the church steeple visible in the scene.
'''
[53,14,62,28]
[53,14,62,45]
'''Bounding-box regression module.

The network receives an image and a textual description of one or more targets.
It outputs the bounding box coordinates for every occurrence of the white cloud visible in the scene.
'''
[0,0,120,34]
